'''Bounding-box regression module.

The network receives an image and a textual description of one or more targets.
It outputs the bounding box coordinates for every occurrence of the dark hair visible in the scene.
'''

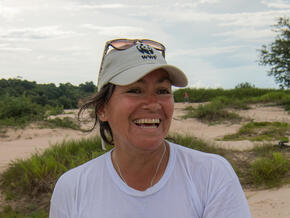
[78,83,115,145]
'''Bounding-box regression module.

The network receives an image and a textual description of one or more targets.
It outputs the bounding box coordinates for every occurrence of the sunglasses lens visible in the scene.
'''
[141,40,165,51]
[110,39,134,50]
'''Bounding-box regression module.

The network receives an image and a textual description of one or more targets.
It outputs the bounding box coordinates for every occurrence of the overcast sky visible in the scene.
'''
[1,0,289,89]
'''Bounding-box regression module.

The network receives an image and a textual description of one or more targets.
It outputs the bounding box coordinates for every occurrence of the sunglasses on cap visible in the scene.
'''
[97,39,166,84]
[104,38,165,57]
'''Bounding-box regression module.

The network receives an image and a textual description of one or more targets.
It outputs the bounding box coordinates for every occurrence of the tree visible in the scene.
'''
[235,82,255,89]
[258,17,290,89]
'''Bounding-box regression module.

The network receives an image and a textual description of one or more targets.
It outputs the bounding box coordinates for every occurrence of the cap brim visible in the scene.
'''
[109,63,188,87]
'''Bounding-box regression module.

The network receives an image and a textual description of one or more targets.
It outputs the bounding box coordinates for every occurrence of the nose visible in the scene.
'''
[141,94,161,111]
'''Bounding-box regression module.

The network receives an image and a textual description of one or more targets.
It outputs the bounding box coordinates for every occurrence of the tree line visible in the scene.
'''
[0,79,96,109]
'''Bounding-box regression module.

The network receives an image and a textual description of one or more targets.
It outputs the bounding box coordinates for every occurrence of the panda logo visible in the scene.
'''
[136,43,156,59]
[136,43,154,55]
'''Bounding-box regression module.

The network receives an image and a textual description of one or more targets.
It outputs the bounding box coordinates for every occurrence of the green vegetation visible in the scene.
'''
[0,95,78,130]
[0,134,289,216]
[173,87,277,103]
[258,17,290,89]
[250,152,289,187]
[178,87,290,124]
[41,117,80,130]
[0,79,96,128]
[183,99,242,123]
[174,87,290,112]
[0,205,47,218]
[45,106,64,116]
[168,134,227,157]
[0,79,96,109]
[0,95,46,128]
[222,122,290,142]
[235,82,256,89]
[0,136,106,199]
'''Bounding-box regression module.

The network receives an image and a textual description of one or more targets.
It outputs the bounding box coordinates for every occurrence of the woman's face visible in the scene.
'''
[100,69,174,151]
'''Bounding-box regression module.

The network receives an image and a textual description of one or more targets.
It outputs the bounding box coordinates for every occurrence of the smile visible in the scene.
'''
[133,118,161,128]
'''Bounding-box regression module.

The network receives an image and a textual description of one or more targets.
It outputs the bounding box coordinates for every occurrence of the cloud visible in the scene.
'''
[77,3,129,9]
[174,0,220,8]
[82,24,145,37]
[0,4,20,19]
[142,1,289,31]
[189,79,222,88]
[217,10,290,27]
[65,3,135,11]
[168,45,241,58]
[262,0,290,9]
[0,43,32,52]
[0,26,77,41]
[214,28,275,41]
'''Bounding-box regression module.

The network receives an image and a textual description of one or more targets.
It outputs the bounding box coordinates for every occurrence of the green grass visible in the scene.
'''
[250,152,289,188]
[41,117,80,130]
[174,88,290,112]
[167,134,228,157]
[45,105,64,116]
[222,121,290,141]
[183,100,242,123]
[0,205,47,218]
[0,136,106,200]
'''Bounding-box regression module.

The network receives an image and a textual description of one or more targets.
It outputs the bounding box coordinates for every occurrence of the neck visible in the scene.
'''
[112,141,169,191]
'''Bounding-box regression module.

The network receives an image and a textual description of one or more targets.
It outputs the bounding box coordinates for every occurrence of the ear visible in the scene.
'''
[97,106,108,122]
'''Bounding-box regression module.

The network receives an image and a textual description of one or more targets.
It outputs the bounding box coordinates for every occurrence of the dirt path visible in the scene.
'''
[246,185,290,218]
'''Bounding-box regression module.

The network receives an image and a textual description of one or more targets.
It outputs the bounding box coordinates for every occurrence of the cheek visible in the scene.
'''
[106,99,132,123]
[164,98,174,119]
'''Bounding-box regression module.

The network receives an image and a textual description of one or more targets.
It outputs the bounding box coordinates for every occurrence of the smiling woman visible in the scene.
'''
[49,39,251,218]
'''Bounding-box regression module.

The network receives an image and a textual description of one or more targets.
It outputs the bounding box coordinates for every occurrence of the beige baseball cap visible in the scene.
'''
[97,43,188,90]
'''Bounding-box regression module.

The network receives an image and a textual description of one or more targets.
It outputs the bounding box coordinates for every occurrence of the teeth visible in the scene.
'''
[140,125,158,128]
[134,118,160,124]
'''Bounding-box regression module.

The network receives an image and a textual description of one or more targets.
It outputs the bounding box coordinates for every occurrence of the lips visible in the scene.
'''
[133,118,161,128]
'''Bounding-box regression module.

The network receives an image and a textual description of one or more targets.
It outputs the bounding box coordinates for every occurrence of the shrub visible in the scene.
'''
[222,121,289,141]
[235,82,256,89]
[212,96,249,110]
[0,96,46,127]
[183,99,241,123]
[250,152,289,187]
[44,117,80,130]
[45,105,64,116]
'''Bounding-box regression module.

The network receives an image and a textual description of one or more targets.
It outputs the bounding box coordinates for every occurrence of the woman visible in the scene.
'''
[50,39,251,218]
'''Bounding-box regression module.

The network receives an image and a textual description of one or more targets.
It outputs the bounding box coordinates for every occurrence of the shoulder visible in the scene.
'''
[57,151,108,186]
[51,151,109,203]
[169,142,237,181]
[168,142,251,217]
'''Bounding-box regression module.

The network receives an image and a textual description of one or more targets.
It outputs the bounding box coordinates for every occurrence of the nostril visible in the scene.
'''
[141,102,161,111]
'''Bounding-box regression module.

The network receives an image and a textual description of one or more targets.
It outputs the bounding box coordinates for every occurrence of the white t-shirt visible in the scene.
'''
[50,142,251,218]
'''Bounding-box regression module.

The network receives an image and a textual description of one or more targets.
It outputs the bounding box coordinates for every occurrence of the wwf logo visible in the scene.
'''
[136,43,157,60]
[136,43,154,55]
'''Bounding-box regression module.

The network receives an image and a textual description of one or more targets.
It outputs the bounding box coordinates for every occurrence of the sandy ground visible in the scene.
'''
[0,103,289,217]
